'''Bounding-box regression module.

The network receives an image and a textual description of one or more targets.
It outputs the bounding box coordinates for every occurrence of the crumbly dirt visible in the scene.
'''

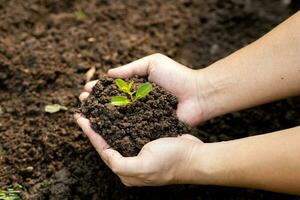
[0,0,300,199]
[80,76,191,156]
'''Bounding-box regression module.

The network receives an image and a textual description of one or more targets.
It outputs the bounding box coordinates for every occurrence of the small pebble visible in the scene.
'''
[88,37,96,42]
[26,166,34,172]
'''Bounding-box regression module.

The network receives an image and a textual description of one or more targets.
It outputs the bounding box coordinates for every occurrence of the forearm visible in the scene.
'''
[191,127,300,194]
[199,11,300,119]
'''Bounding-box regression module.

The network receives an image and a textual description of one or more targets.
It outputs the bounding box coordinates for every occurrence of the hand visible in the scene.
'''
[107,53,211,126]
[75,113,205,186]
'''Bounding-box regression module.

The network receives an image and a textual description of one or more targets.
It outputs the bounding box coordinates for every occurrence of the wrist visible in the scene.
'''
[195,64,236,121]
[186,141,230,185]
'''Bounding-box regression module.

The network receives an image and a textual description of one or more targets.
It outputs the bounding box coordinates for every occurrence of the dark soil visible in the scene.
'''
[80,76,190,156]
[0,0,299,199]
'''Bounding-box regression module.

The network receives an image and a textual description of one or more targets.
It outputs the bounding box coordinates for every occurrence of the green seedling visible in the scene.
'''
[74,4,87,20]
[45,104,68,113]
[0,184,22,200]
[111,79,153,106]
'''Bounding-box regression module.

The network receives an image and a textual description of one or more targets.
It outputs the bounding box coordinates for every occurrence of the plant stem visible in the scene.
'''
[129,92,134,102]
[128,89,137,103]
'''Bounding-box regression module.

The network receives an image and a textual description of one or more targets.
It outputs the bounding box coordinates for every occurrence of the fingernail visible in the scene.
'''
[74,113,82,120]
[107,69,115,75]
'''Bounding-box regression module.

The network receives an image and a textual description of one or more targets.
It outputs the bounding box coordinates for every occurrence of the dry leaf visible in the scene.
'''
[45,104,68,113]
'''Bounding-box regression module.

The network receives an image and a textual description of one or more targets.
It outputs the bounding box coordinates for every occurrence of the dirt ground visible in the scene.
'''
[0,0,299,199]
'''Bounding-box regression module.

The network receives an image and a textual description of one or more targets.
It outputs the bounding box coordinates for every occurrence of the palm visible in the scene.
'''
[150,66,202,126]
[123,135,203,186]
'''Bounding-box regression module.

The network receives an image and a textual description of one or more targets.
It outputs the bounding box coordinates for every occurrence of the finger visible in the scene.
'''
[180,134,201,143]
[103,148,144,177]
[101,149,122,168]
[79,92,89,102]
[107,54,154,78]
[74,113,109,154]
[84,80,98,92]
[119,175,157,187]
[119,175,140,187]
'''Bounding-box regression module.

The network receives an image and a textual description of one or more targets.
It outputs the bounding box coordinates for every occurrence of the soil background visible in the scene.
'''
[0,0,300,199]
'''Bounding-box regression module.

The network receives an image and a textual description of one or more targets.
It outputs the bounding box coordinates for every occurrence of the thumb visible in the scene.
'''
[102,149,144,177]
[100,148,122,167]
[180,134,202,143]
[108,55,152,78]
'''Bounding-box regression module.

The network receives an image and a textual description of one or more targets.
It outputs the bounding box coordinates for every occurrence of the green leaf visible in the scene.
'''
[135,82,153,99]
[45,104,68,113]
[0,184,22,200]
[115,79,130,93]
[111,96,130,106]
[128,81,134,91]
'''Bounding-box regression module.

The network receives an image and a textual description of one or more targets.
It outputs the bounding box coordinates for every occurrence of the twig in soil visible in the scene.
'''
[85,66,96,82]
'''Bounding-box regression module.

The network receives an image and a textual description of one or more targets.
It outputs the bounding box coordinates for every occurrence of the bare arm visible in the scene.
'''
[192,126,300,195]
[185,11,300,194]
[202,11,300,120]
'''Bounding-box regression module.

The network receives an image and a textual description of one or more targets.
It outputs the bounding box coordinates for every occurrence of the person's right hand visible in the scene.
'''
[107,53,210,126]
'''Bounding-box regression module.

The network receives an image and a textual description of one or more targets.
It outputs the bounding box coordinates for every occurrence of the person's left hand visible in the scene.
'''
[75,82,204,186]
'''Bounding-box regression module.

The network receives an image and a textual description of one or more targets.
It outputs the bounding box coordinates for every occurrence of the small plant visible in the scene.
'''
[111,79,153,106]
[0,184,22,200]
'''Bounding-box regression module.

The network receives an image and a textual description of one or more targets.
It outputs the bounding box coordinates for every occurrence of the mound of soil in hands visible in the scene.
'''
[80,76,191,156]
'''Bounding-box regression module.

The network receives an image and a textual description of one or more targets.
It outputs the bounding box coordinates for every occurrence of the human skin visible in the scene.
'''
[75,11,300,194]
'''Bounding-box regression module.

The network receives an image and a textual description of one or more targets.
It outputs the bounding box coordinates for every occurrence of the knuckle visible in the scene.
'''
[122,181,133,187]
[144,178,155,185]
[111,165,120,174]
[120,178,133,187]
[109,159,121,174]
[152,53,164,59]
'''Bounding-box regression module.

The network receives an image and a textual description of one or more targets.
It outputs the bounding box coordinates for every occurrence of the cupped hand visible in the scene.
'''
[80,53,210,126]
[75,112,204,186]
[107,53,209,126]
